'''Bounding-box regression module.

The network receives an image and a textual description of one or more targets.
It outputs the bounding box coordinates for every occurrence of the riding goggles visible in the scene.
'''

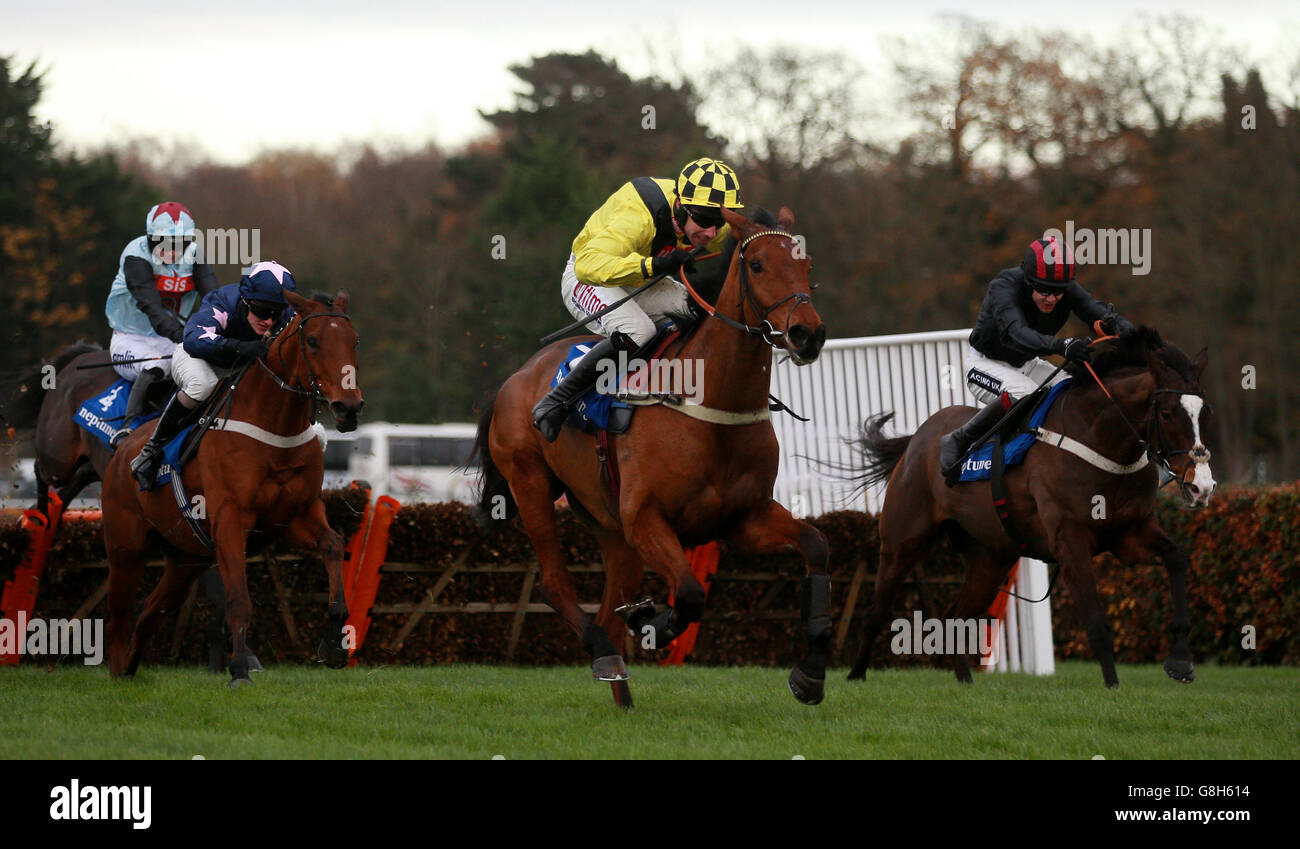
[684,204,724,230]
[243,298,285,321]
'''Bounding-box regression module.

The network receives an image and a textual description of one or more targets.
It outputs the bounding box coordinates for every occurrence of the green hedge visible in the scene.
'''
[1,485,1295,668]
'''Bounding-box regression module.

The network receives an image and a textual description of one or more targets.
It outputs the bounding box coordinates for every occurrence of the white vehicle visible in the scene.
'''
[320,422,479,504]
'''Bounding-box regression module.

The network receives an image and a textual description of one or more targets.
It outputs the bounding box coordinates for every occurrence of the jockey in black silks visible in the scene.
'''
[938,236,1135,486]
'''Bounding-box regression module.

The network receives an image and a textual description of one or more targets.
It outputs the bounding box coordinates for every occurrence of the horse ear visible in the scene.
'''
[333,289,350,314]
[722,206,754,239]
[283,290,316,314]
[778,206,794,230]
[1191,347,1208,380]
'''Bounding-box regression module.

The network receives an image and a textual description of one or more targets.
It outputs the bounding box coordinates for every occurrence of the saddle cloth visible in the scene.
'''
[75,379,193,489]
[551,329,684,434]
[958,378,1073,482]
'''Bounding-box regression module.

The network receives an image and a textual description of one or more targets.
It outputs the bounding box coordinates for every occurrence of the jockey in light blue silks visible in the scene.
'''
[105,202,221,445]
[129,261,297,489]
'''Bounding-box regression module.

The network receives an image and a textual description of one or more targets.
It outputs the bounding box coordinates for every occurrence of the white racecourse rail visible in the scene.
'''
[768,329,1054,675]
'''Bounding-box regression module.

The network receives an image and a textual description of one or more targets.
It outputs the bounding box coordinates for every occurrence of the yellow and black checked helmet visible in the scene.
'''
[676,158,744,209]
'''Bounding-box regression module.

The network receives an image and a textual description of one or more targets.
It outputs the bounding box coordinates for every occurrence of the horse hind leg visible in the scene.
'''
[847,536,927,680]
[125,552,202,676]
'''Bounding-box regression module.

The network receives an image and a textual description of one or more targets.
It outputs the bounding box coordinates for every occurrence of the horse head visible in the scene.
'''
[278,290,365,432]
[1143,340,1215,507]
[1082,326,1216,507]
[719,206,826,365]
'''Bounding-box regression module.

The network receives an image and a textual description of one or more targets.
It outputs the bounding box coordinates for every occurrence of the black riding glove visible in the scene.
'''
[1059,337,1092,363]
[230,338,270,360]
[650,249,695,278]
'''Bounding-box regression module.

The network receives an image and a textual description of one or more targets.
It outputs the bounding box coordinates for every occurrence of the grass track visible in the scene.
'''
[1,662,1296,759]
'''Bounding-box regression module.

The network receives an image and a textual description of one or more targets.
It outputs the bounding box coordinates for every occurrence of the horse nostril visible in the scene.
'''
[787,325,810,348]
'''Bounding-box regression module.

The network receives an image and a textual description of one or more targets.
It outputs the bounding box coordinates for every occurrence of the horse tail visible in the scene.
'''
[0,342,103,431]
[469,393,517,528]
[848,412,913,490]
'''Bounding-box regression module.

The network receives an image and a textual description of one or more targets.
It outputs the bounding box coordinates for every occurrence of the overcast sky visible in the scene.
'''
[3,0,1297,163]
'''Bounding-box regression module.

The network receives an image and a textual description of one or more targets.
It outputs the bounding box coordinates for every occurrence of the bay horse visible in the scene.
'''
[474,206,830,708]
[845,326,1214,688]
[99,290,364,686]
[1,342,264,672]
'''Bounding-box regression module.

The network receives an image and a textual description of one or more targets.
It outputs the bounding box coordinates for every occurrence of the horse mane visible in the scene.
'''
[1065,325,1196,383]
[679,206,783,316]
[309,291,336,308]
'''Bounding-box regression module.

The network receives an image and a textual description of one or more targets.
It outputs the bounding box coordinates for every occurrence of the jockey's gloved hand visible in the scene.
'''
[1060,337,1092,363]
[230,338,270,360]
[651,249,695,278]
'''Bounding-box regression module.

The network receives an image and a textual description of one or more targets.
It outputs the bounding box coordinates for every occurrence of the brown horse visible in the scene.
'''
[844,326,1214,688]
[99,290,364,685]
[0,342,128,514]
[1,343,267,672]
[474,206,830,708]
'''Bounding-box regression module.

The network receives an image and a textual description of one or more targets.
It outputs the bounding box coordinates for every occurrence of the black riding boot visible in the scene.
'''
[531,337,623,442]
[939,399,1007,487]
[110,367,165,448]
[130,392,191,489]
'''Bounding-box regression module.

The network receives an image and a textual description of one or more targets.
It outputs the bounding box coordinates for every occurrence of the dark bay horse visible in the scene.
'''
[475,206,830,708]
[845,326,1214,688]
[100,290,364,685]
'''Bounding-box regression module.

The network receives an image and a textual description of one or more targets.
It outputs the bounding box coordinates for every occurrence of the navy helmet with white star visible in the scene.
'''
[238,260,296,304]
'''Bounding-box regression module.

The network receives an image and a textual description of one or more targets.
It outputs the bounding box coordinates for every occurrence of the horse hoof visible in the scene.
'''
[246,654,264,673]
[788,666,825,706]
[610,680,634,710]
[592,655,629,682]
[846,668,865,681]
[1163,658,1195,683]
[228,677,252,689]
[317,639,350,669]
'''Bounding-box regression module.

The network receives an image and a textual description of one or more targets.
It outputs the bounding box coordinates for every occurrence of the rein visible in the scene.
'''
[1073,333,1207,495]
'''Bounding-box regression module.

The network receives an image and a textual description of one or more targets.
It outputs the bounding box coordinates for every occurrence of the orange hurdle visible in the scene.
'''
[661,541,721,666]
[0,493,66,665]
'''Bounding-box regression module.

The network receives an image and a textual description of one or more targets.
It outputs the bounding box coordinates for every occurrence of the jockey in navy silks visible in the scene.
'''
[129,261,297,488]
[105,202,222,445]
[938,236,1136,486]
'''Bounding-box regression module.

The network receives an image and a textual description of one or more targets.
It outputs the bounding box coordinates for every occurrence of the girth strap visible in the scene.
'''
[207,417,320,448]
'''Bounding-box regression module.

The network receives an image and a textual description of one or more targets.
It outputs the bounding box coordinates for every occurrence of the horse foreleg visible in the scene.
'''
[1050,522,1118,688]
[212,503,256,687]
[940,547,1019,684]
[623,511,705,653]
[284,499,349,669]
[592,531,647,708]
[726,499,831,706]
[1113,520,1194,683]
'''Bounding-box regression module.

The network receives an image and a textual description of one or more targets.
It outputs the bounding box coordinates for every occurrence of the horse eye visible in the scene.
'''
[355,338,361,350]
[1159,409,1173,420]
[749,260,763,273]
[307,336,320,350]
[810,281,820,291]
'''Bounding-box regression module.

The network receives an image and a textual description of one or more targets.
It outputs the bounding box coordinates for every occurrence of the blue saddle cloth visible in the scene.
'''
[75,379,193,489]
[550,343,631,432]
[958,378,1073,482]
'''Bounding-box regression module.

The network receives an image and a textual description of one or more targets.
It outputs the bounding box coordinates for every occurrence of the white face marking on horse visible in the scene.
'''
[329,321,339,328]
[1179,394,1216,504]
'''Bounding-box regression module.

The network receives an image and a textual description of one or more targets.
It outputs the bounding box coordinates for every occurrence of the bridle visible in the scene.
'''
[681,229,813,350]
[258,310,357,406]
[1082,357,1210,501]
